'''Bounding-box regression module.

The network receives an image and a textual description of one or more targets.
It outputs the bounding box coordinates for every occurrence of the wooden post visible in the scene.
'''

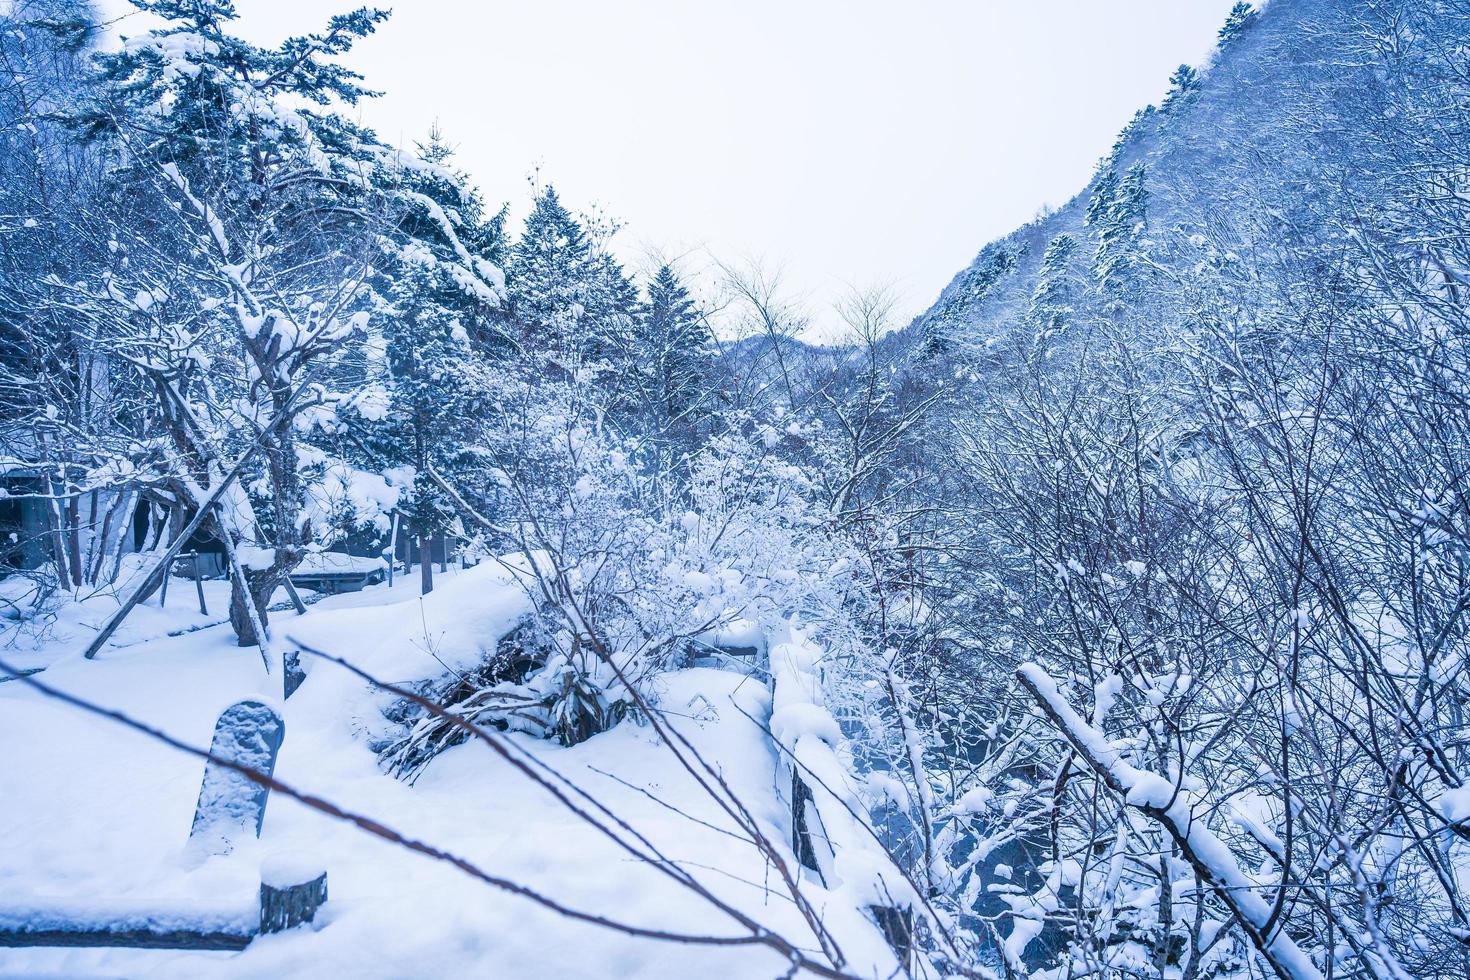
[281,576,307,615]
[438,532,447,574]
[259,870,327,934]
[66,493,83,588]
[385,511,398,588]
[790,769,826,879]
[192,551,208,615]
[868,905,913,969]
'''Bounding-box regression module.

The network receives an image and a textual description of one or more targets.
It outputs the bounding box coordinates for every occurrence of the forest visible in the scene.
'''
[3,1,1470,978]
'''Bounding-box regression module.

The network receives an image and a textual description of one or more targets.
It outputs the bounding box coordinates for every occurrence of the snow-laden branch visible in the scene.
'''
[1016,662,1325,980]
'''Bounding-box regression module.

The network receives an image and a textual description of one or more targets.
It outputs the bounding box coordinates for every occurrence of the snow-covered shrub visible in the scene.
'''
[379,372,874,771]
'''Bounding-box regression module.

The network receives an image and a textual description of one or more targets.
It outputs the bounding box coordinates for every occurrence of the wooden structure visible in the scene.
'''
[287,554,387,595]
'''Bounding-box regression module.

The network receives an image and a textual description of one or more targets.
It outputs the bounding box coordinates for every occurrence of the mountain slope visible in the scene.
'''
[905,0,1410,351]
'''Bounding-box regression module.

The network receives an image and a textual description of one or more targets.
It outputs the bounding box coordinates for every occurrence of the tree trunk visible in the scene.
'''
[166,500,185,546]
[83,490,100,581]
[66,494,83,587]
[419,534,433,595]
[45,493,72,589]
[228,569,275,648]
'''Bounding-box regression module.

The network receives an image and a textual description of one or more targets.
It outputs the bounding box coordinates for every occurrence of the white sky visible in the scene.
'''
[97,0,1241,338]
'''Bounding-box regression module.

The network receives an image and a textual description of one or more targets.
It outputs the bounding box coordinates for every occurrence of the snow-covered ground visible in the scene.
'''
[0,563,897,977]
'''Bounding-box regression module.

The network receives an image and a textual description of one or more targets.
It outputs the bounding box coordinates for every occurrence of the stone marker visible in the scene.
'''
[0,702,328,951]
[188,699,285,859]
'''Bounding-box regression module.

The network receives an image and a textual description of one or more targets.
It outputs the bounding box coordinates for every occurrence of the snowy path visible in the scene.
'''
[0,567,895,977]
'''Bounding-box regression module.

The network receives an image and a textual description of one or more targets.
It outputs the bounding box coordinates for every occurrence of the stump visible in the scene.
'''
[260,871,328,935]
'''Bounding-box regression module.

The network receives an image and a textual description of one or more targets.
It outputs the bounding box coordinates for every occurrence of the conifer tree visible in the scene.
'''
[506,185,594,368]
[1093,163,1149,308]
[919,311,954,362]
[584,251,641,372]
[1028,234,1078,342]
[361,127,507,593]
[1163,64,1202,110]
[1218,2,1257,45]
[1085,167,1120,228]
[630,264,713,447]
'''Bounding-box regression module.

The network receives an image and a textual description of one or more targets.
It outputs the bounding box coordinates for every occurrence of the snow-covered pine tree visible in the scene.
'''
[584,250,640,378]
[628,263,714,449]
[1085,165,1120,227]
[1028,233,1078,345]
[1162,63,1201,110]
[77,0,393,649]
[1092,163,1149,310]
[1218,2,1257,45]
[355,128,508,594]
[506,185,595,372]
[918,309,953,362]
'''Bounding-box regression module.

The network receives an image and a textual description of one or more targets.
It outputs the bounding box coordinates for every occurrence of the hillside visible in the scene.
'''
[906,0,1394,353]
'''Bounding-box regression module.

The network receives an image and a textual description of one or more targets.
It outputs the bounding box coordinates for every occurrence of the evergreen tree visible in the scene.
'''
[584,250,641,372]
[1028,234,1078,342]
[1085,167,1120,227]
[1162,64,1202,110]
[630,264,713,446]
[1093,163,1149,308]
[360,127,507,593]
[506,185,594,368]
[919,310,954,361]
[1218,2,1257,45]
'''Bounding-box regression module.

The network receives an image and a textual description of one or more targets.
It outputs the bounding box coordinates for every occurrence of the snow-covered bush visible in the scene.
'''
[379,372,875,768]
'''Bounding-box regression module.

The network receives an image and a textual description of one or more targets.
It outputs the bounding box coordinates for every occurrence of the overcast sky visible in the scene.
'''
[99,0,1242,339]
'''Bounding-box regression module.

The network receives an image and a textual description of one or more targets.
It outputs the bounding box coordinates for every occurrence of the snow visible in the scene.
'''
[284,558,534,684]
[1441,785,1470,825]
[703,618,764,654]
[0,554,292,672]
[235,546,276,572]
[769,701,842,748]
[291,552,387,576]
[0,564,900,977]
[259,852,326,890]
[953,785,993,814]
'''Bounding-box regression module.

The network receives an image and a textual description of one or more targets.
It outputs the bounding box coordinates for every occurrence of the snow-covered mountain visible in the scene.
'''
[905,0,1435,354]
